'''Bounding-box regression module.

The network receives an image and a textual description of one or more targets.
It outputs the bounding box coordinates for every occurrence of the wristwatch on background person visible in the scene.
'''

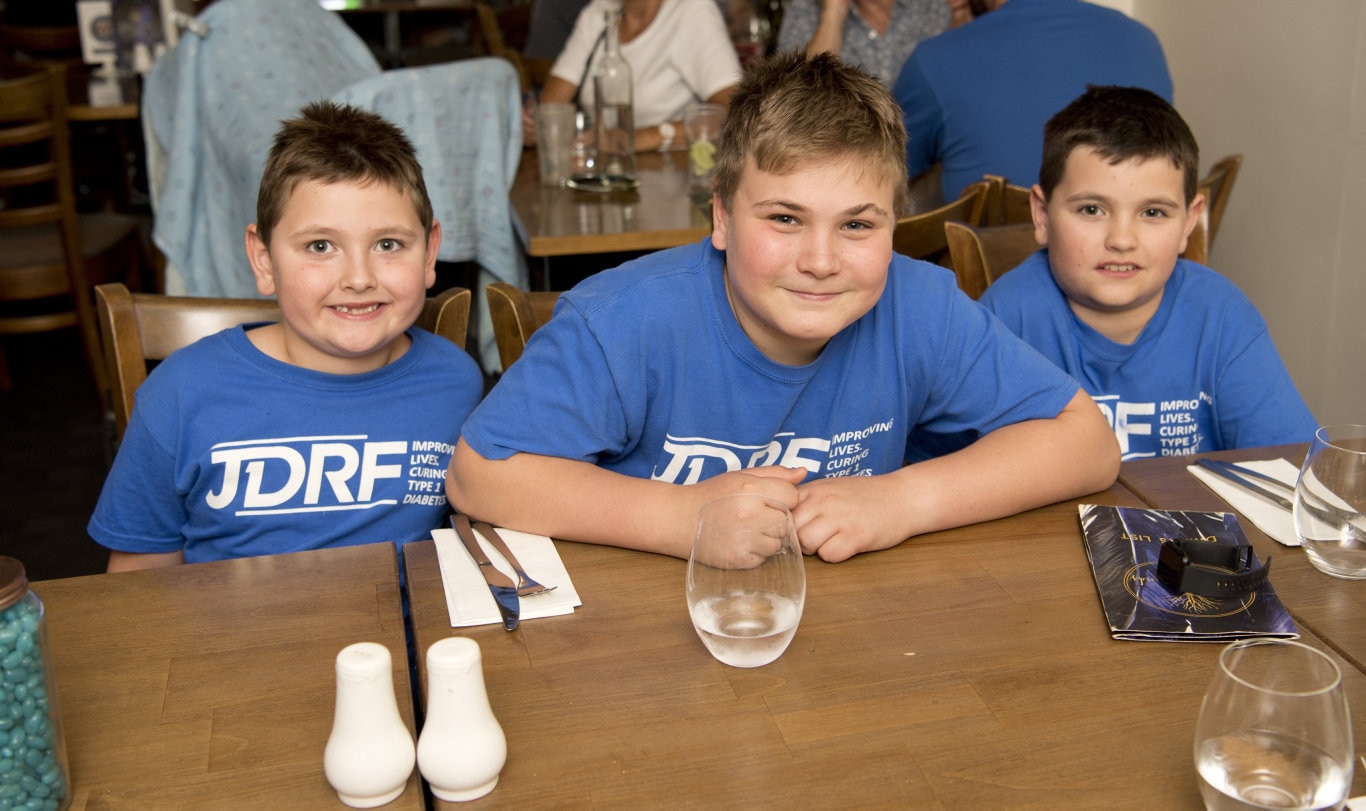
[657,121,675,152]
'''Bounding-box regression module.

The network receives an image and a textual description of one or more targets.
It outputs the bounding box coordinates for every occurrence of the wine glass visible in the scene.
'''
[686,494,806,668]
[1294,424,1366,579]
[1194,639,1353,810]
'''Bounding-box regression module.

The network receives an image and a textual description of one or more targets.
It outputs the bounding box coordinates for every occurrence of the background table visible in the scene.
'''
[33,543,423,809]
[1119,445,1366,675]
[510,150,712,260]
[405,483,1366,807]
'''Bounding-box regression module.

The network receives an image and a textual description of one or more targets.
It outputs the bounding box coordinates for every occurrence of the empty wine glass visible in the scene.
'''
[686,494,805,668]
[1294,424,1366,579]
[1194,639,1353,810]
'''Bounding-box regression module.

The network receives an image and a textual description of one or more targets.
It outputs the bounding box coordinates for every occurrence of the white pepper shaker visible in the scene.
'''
[323,642,416,808]
[416,637,507,802]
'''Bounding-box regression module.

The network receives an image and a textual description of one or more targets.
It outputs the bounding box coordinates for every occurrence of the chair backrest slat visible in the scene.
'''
[487,281,558,371]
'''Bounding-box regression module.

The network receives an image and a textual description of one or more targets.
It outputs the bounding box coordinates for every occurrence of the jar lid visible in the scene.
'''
[0,557,27,611]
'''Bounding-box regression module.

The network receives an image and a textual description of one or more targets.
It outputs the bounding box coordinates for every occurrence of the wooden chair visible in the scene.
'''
[0,63,145,400]
[0,23,85,67]
[981,174,1033,226]
[95,283,472,438]
[486,281,559,371]
[943,221,1039,300]
[1198,154,1242,253]
[892,181,989,270]
[472,1,550,94]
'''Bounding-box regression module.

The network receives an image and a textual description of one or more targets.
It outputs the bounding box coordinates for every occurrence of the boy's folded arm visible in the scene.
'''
[798,388,1120,562]
[106,549,186,573]
[446,439,804,559]
[904,388,1118,532]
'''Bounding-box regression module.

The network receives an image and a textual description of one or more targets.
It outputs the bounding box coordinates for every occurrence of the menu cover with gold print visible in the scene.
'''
[1077,504,1298,642]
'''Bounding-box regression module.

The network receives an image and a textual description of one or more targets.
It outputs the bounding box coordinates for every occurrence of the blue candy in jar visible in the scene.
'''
[0,558,69,811]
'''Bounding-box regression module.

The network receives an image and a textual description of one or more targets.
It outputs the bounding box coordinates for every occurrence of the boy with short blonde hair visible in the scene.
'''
[449,52,1118,562]
[90,102,483,571]
[981,85,1317,460]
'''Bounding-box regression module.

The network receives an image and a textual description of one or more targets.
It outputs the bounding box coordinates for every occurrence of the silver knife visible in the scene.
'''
[451,513,520,631]
[1196,459,1294,511]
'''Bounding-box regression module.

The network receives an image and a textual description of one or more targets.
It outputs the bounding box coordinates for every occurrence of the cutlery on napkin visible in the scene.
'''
[1188,458,1300,546]
[432,525,582,627]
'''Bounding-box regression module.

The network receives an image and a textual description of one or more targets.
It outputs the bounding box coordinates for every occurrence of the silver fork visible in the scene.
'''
[474,521,556,597]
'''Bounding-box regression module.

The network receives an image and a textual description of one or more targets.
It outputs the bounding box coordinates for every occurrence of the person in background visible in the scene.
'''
[894,0,1171,202]
[448,52,1119,564]
[532,0,741,152]
[979,86,1317,461]
[88,102,484,571]
[775,0,950,87]
[524,0,593,61]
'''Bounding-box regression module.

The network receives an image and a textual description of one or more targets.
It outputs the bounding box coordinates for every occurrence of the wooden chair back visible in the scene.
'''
[473,1,550,93]
[981,174,1033,226]
[0,63,143,400]
[943,222,1039,299]
[891,181,989,268]
[95,283,472,438]
[487,281,559,370]
[0,23,85,67]
[1198,154,1242,253]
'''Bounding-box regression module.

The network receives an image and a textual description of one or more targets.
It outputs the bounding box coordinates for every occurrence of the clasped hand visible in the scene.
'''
[691,466,908,564]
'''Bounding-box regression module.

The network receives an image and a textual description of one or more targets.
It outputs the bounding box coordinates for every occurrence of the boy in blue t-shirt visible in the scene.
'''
[89,102,483,571]
[449,52,1119,563]
[980,86,1317,461]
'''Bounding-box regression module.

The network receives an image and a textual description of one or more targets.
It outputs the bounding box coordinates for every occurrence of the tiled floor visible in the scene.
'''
[0,329,113,582]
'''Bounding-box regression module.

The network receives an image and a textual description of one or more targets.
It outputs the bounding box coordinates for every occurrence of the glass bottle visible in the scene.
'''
[0,557,70,811]
[592,10,637,189]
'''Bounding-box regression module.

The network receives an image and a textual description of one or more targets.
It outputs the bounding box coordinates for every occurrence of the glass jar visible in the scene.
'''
[0,557,69,810]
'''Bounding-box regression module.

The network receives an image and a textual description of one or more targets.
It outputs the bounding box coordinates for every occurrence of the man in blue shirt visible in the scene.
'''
[894,0,1171,201]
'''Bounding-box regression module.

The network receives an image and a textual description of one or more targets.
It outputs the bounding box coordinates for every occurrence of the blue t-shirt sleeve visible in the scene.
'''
[904,288,1082,462]
[462,298,632,464]
[87,402,191,555]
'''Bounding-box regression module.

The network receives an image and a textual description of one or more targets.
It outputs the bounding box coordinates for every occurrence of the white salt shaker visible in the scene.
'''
[323,642,416,808]
[417,637,507,802]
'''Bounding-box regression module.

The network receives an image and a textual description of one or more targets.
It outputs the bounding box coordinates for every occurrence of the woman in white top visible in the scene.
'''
[532,0,741,152]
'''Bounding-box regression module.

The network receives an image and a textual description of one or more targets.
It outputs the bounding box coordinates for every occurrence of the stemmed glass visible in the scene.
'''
[1294,424,1366,579]
[1194,639,1352,810]
[686,494,806,668]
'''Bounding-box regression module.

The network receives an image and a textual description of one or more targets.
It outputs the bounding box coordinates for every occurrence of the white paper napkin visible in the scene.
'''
[1187,458,1301,546]
[432,526,582,627]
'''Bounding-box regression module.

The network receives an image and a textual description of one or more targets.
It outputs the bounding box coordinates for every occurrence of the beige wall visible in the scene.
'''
[1106,1,1366,426]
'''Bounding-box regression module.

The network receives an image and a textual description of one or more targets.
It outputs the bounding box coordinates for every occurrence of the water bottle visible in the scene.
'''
[0,557,70,811]
[592,10,637,189]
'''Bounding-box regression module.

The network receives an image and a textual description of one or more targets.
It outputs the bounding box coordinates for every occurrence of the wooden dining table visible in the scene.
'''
[509,149,712,260]
[404,478,1366,808]
[32,543,424,810]
[1119,444,1366,676]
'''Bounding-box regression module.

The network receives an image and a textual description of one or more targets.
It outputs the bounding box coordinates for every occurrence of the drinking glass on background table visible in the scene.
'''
[683,103,724,206]
[686,494,805,668]
[534,102,577,187]
[1294,424,1366,579]
[1194,639,1352,811]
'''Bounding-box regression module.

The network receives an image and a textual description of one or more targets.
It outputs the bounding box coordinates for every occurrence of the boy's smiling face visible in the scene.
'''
[247,178,439,374]
[1033,146,1204,343]
[711,156,895,366]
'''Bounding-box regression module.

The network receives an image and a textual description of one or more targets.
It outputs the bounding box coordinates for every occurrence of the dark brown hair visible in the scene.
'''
[1038,85,1199,203]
